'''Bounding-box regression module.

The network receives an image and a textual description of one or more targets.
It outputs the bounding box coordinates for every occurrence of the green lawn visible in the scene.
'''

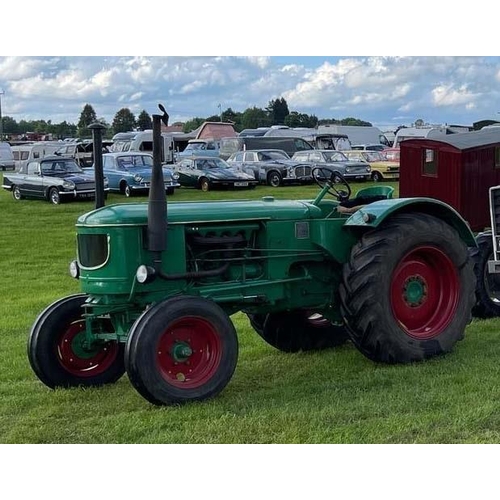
[1,176,500,444]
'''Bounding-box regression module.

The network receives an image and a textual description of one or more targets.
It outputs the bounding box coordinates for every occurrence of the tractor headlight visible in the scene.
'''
[63,180,75,189]
[69,260,80,279]
[136,265,156,284]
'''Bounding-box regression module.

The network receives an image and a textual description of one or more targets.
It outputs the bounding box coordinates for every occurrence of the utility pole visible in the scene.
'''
[218,103,222,122]
[0,90,4,141]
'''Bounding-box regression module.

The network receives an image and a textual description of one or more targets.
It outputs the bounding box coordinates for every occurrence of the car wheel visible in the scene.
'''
[371,171,383,182]
[200,178,210,192]
[12,185,23,201]
[124,184,133,197]
[166,187,175,196]
[49,187,61,205]
[267,171,282,187]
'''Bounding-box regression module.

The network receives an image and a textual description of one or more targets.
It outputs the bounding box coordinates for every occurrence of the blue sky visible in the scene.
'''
[2,3,497,133]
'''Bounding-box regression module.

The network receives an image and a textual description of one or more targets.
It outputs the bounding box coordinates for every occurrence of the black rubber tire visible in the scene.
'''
[469,232,500,318]
[267,170,282,187]
[200,178,210,192]
[12,185,22,200]
[246,313,266,336]
[28,294,125,388]
[339,213,475,363]
[371,171,383,182]
[254,310,349,352]
[125,296,238,405]
[124,184,133,197]
[166,187,175,195]
[48,187,60,205]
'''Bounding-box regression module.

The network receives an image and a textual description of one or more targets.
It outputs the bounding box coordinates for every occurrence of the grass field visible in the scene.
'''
[1,175,500,444]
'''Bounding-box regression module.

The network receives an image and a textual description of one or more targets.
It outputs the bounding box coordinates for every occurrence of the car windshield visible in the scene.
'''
[117,155,153,169]
[364,152,384,162]
[258,151,289,160]
[384,150,400,161]
[41,160,83,175]
[195,159,227,170]
[323,151,348,162]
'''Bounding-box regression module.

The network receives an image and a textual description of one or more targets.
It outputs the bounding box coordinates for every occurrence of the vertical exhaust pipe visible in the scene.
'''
[148,104,169,264]
[89,122,106,209]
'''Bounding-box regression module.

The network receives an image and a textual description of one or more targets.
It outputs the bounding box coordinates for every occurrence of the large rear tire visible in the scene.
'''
[251,310,349,352]
[125,296,238,405]
[339,213,475,363]
[469,232,500,318]
[28,294,125,388]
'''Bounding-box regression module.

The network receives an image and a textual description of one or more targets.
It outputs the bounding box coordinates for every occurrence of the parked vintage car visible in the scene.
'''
[291,150,371,182]
[226,149,314,187]
[351,144,389,151]
[2,155,107,205]
[172,156,258,191]
[91,152,180,196]
[383,148,400,162]
[343,150,400,181]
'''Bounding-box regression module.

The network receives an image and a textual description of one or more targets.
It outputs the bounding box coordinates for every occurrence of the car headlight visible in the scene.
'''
[172,172,180,180]
[63,180,75,189]
[103,177,109,187]
[345,167,351,173]
[366,166,371,172]
[134,174,143,183]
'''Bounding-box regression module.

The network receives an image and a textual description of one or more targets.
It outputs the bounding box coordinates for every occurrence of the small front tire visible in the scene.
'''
[28,294,125,388]
[200,178,210,192]
[267,171,282,187]
[12,185,22,201]
[48,187,61,205]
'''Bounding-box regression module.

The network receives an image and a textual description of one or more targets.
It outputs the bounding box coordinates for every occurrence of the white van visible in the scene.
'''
[11,142,63,171]
[111,131,176,164]
[0,142,15,171]
[392,127,448,148]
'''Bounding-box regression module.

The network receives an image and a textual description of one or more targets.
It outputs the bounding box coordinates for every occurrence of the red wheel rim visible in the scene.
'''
[57,320,119,377]
[156,316,222,389]
[390,245,460,339]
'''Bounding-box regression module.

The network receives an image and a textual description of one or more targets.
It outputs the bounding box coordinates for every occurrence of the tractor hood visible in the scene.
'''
[76,197,323,227]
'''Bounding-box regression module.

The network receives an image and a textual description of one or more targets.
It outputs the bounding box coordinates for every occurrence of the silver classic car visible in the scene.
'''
[2,156,107,205]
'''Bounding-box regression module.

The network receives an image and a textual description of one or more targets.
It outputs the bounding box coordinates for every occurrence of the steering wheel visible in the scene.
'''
[312,167,351,202]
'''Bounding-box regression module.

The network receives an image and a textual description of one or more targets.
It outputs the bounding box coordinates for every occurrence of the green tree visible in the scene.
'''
[241,107,271,129]
[266,97,289,125]
[137,110,152,131]
[2,116,20,135]
[77,104,98,135]
[112,108,136,134]
[183,117,205,133]
[284,112,318,128]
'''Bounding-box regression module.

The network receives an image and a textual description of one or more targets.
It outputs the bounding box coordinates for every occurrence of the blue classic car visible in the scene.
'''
[97,152,180,196]
[2,156,107,205]
[172,157,258,191]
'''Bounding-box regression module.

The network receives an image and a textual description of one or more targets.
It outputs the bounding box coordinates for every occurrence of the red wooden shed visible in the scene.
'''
[399,128,500,231]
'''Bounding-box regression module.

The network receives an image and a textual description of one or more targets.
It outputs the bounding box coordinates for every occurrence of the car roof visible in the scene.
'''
[40,155,79,162]
[103,152,152,157]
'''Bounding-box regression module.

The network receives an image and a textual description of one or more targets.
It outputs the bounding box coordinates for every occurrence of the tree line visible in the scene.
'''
[0,97,373,141]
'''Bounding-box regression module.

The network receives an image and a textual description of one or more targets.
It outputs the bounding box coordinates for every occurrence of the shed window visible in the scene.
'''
[495,147,500,168]
[422,148,438,176]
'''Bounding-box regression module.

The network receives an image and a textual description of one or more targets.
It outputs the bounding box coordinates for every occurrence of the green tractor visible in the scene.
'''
[28,106,477,406]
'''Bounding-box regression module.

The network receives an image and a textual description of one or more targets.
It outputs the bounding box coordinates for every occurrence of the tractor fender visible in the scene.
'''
[343,197,477,247]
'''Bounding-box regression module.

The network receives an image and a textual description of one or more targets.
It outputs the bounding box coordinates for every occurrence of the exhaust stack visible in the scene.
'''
[89,122,107,209]
[148,104,169,258]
